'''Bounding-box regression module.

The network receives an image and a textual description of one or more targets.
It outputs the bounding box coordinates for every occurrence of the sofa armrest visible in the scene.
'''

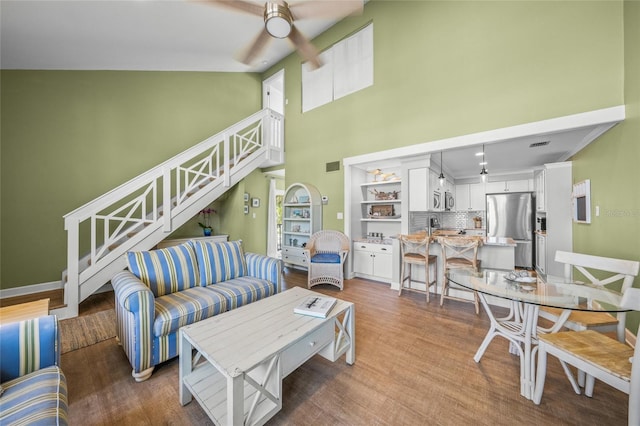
[0,315,59,383]
[111,270,156,374]
[245,253,282,293]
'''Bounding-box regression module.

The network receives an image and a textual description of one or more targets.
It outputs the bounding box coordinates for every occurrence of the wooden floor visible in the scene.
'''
[61,268,628,425]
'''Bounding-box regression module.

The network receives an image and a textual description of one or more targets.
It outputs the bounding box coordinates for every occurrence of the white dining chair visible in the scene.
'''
[534,287,640,426]
[538,251,639,343]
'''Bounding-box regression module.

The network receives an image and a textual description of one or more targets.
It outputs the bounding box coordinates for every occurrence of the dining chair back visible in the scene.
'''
[438,236,482,314]
[398,232,437,303]
[539,251,640,342]
[534,287,640,425]
[303,230,350,290]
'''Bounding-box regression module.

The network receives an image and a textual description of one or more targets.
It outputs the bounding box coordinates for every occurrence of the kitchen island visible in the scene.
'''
[388,232,516,293]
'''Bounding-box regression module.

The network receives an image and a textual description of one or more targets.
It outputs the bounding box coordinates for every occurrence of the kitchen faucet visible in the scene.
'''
[428,214,440,236]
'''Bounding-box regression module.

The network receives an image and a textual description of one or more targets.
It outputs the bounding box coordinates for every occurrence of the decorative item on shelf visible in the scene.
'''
[473,216,482,229]
[367,168,382,181]
[380,172,397,181]
[298,195,310,203]
[369,189,400,200]
[198,208,217,236]
[369,204,397,218]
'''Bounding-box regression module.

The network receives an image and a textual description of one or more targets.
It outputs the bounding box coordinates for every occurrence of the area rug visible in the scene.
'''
[59,309,116,354]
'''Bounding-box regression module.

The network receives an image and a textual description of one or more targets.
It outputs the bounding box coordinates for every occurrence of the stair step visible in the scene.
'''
[0,289,65,310]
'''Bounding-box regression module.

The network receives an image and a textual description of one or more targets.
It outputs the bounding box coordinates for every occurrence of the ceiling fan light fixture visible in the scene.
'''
[265,2,293,38]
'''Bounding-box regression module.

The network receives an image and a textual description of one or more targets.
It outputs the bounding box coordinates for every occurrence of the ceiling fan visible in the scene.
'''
[202,0,363,69]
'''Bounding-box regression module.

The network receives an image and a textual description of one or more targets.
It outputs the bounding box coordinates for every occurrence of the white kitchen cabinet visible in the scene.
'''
[469,183,486,210]
[485,179,530,193]
[455,183,486,211]
[534,162,572,278]
[353,242,393,282]
[455,184,470,210]
[408,168,429,211]
[534,169,546,211]
[535,233,547,275]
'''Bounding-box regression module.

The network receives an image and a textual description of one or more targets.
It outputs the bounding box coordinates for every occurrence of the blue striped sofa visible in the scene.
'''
[0,315,69,425]
[112,240,281,382]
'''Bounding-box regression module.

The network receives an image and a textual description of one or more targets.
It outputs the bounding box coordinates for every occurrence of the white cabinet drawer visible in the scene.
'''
[353,242,393,255]
[282,246,305,256]
[281,321,334,377]
[282,254,307,266]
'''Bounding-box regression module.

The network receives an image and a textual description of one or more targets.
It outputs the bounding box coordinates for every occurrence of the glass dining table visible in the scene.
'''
[446,268,628,401]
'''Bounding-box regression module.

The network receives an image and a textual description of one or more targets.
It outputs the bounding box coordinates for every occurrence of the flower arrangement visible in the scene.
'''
[198,208,217,235]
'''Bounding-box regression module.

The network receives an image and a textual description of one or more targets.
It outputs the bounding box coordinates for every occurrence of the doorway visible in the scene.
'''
[262,69,285,115]
[263,70,285,258]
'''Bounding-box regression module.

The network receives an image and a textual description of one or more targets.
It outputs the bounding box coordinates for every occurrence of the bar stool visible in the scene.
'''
[399,232,438,303]
[439,236,482,314]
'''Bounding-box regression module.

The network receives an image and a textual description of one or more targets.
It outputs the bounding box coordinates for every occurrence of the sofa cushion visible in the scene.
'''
[206,276,277,310]
[0,365,68,426]
[191,240,247,286]
[153,286,228,337]
[127,243,200,297]
[311,253,342,264]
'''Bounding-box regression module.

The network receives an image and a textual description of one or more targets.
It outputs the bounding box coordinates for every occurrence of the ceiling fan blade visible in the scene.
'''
[288,25,322,69]
[197,0,265,17]
[289,0,363,20]
[237,28,272,65]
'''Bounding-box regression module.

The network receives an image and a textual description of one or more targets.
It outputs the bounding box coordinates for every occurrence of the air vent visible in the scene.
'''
[326,161,340,172]
[529,141,550,148]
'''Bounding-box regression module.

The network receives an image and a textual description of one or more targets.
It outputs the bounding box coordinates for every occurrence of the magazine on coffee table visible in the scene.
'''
[294,296,337,318]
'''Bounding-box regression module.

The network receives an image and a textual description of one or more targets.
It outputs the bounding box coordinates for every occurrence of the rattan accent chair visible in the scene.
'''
[303,230,350,290]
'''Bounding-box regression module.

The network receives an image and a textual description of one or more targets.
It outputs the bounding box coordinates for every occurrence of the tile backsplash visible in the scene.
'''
[409,211,485,233]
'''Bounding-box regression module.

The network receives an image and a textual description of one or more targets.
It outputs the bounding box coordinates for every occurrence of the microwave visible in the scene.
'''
[444,191,455,211]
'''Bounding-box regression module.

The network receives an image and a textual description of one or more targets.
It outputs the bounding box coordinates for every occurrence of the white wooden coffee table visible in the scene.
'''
[179,287,355,426]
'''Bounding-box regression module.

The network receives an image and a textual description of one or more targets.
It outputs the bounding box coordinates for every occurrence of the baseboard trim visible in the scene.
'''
[0,281,63,299]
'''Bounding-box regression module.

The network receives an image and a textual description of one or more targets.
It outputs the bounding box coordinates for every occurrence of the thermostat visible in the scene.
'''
[321,195,329,204]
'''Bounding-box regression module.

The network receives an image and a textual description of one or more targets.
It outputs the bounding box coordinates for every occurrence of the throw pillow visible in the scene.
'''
[191,240,247,286]
[127,243,200,297]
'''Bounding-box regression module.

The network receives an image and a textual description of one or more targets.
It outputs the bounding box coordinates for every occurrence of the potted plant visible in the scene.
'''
[198,208,217,236]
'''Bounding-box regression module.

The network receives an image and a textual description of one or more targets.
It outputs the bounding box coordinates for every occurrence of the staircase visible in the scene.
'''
[54,109,284,319]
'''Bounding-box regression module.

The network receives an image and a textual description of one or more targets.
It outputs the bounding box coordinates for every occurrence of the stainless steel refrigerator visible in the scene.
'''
[486,192,534,268]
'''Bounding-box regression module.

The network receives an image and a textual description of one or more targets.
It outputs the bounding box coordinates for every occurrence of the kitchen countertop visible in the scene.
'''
[353,235,516,247]
[353,238,394,245]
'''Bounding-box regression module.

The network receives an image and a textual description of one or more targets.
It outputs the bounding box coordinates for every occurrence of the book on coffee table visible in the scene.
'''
[294,296,337,318]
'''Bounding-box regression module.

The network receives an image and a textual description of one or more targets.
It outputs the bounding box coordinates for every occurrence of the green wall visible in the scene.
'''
[572,0,640,332]
[1,71,261,289]
[265,0,624,232]
[2,0,636,301]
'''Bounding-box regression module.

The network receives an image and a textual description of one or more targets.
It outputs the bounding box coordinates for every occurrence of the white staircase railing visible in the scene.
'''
[58,109,284,319]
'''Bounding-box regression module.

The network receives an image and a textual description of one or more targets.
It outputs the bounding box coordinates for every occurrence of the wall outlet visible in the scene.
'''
[337,212,343,220]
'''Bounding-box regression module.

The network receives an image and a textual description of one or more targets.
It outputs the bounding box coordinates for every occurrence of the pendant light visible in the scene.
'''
[438,151,445,187]
[480,144,488,182]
